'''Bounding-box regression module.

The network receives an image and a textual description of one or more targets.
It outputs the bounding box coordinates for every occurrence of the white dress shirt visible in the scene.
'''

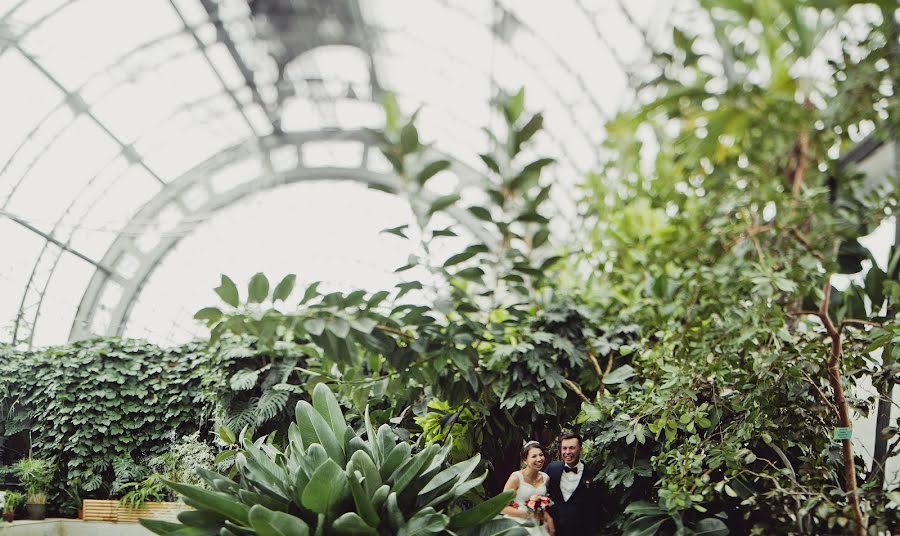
[560,461,583,502]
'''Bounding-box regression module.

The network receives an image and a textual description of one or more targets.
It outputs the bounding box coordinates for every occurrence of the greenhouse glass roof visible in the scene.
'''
[0,0,677,347]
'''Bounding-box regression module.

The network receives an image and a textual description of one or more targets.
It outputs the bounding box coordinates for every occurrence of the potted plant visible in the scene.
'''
[2,491,24,522]
[12,459,53,520]
[62,483,84,520]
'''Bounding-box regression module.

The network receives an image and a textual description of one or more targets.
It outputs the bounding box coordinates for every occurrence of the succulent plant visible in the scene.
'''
[140,384,525,535]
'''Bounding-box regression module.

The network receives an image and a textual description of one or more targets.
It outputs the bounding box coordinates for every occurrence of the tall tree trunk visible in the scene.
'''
[819,278,866,536]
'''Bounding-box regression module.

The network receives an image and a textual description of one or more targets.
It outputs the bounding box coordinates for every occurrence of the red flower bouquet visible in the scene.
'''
[525,494,552,524]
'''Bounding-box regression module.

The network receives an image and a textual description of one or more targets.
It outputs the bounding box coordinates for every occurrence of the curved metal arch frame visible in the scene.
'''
[68,128,493,341]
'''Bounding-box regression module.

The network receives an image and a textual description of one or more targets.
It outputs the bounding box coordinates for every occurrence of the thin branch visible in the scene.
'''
[563,379,591,404]
[376,324,414,339]
[788,228,824,260]
[586,350,604,379]
[840,318,881,330]
[801,370,840,419]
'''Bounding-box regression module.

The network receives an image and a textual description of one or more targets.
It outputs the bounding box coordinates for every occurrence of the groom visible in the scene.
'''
[546,433,599,535]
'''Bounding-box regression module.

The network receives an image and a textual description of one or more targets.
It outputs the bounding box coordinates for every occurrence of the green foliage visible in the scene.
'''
[575,1,898,534]
[141,384,526,535]
[118,432,215,508]
[1,490,24,514]
[192,89,577,490]
[0,339,212,502]
[12,458,53,501]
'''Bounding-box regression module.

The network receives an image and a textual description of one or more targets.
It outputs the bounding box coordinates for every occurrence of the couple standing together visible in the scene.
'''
[500,433,598,535]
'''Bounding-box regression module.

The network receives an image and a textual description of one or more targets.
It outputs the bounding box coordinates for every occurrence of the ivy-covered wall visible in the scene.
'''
[0,338,213,503]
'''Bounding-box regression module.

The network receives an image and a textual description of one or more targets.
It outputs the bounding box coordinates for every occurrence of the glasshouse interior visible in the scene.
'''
[0,0,898,535]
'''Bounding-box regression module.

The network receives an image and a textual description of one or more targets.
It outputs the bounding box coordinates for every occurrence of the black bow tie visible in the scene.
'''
[564,465,578,474]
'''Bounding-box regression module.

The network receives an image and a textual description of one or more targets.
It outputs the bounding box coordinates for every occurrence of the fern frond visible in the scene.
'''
[261,356,298,390]
[230,369,260,391]
[255,390,289,425]
[224,399,257,431]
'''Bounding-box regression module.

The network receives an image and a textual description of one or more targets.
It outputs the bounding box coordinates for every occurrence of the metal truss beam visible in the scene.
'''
[69,128,492,341]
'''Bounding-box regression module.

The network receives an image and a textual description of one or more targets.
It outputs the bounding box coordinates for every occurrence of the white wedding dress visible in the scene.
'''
[504,470,551,536]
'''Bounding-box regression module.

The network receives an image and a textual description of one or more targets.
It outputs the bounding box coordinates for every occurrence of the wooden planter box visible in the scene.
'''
[82,499,189,523]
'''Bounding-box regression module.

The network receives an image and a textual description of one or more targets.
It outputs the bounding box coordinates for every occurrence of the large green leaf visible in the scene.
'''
[391,445,439,495]
[385,492,406,531]
[312,383,348,442]
[448,490,514,529]
[193,307,222,326]
[272,274,297,302]
[398,508,449,536]
[164,480,250,526]
[247,504,310,536]
[623,502,664,516]
[348,450,382,496]
[622,515,667,536]
[332,512,379,535]
[301,458,348,515]
[248,272,270,303]
[295,401,345,464]
[347,471,380,528]
[215,275,240,307]
[419,454,481,501]
[138,519,192,535]
[693,517,729,535]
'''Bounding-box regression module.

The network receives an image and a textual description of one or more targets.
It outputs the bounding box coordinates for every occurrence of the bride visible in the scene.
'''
[500,441,555,535]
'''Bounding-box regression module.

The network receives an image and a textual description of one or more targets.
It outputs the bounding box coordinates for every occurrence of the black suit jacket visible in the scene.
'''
[546,461,599,535]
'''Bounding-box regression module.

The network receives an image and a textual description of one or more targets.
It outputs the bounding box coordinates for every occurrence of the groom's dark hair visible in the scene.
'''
[559,432,582,446]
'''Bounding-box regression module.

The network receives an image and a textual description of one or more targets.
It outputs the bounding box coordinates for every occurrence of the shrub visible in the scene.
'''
[141,384,526,535]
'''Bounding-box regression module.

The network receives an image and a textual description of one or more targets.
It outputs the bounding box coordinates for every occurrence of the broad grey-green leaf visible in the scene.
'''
[420,454,480,497]
[371,484,390,510]
[301,459,347,515]
[248,504,309,536]
[327,317,351,338]
[398,508,449,536]
[312,383,347,442]
[304,317,326,336]
[448,490,514,529]
[380,441,411,481]
[333,512,378,535]
[385,492,405,531]
[391,445,439,495]
[164,479,250,526]
[348,450,382,496]
[295,401,344,465]
[347,472,380,528]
